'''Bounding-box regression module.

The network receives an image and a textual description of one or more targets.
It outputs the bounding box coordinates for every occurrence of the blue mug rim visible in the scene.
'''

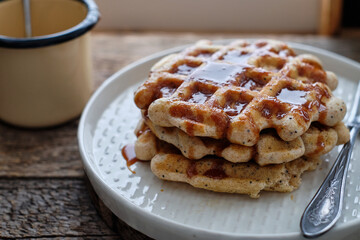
[0,0,100,48]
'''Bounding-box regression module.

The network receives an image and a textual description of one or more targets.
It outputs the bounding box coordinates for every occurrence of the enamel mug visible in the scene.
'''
[0,0,99,127]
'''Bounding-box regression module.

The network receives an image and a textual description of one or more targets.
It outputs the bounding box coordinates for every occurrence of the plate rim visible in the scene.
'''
[78,39,360,239]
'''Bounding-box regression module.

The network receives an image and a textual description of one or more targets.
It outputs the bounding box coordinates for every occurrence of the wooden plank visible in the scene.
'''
[0,178,123,238]
[0,120,83,177]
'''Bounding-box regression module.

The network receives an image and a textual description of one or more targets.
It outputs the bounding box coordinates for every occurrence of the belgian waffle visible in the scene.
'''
[134,40,346,146]
[139,117,349,166]
[134,123,321,198]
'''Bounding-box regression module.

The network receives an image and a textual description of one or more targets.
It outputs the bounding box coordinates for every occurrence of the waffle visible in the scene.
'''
[134,124,321,198]
[134,39,346,146]
[151,153,321,198]
[140,117,349,166]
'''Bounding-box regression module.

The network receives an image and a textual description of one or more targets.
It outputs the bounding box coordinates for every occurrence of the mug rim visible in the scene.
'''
[0,0,100,48]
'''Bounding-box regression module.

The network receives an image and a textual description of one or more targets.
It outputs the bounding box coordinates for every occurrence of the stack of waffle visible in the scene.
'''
[133,39,350,198]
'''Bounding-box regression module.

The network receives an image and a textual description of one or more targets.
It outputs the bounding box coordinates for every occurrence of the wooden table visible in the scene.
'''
[1,31,360,239]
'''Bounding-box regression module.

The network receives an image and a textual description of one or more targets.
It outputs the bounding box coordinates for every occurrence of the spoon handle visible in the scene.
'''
[300,126,359,238]
[23,0,32,38]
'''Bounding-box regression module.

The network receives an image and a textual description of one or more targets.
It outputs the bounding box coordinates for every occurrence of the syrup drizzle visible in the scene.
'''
[276,88,308,105]
[189,61,245,85]
[314,134,326,155]
[186,159,228,179]
[160,86,177,98]
[195,51,213,58]
[222,50,251,65]
[224,102,248,116]
[186,161,198,178]
[204,160,227,179]
[188,91,213,104]
[241,79,260,90]
[171,63,199,75]
[240,76,268,91]
[121,144,138,174]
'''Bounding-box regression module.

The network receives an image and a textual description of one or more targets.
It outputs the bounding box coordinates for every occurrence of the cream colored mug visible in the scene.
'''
[0,0,99,127]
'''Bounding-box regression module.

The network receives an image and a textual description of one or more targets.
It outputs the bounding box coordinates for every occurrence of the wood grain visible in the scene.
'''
[0,120,82,177]
[0,31,359,238]
[0,178,116,238]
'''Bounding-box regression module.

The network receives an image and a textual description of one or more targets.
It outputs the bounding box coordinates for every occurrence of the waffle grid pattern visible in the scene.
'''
[135,40,345,146]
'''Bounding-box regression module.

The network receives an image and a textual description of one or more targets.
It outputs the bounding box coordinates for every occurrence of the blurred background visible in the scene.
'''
[94,0,359,35]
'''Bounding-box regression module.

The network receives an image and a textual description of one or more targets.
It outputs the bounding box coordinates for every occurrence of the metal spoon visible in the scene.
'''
[300,83,360,238]
[23,0,32,37]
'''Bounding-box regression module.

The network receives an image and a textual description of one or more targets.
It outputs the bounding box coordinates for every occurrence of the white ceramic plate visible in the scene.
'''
[78,40,360,240]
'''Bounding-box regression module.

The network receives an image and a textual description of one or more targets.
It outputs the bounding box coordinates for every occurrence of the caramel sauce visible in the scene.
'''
[301,84,330,123]
[275,59,286,71]
[160,86,177,98]
[204,169,227,179]
[188,91,213,104]
[292,106,310,122]
[169,104,207,136]
[221,50,251,65]
[222,90,252,117]
[195,51,214,58]
[135,122,150,137]
[315,134,326,155]
[186,161,198,178]
[121,144,138,174]
[258,81,330,123]
[203,160,227,179]
[259,98,288,119]
[154,78,183,101]
[186,159,227,179]
[259,97,311,121]
[185,121,196,136]
[240,76,268,91]
[241,79,262,90]
[188,49,214,58]
[298,64,326,83]
[135,129,144,138]
[276,88,308,105]
[255,41,268,48]
[176,64,197,75]
[318,104,328,123]
[209,112,229,137]
[255,55,286,73]
[197,53,213,58]
[279,49,296,57]
[301,58,322,69]
[184,81,218,104]
[169,105,205,124]
[170,62,199,75]
[189,61,245,86]
[224,102,248,116]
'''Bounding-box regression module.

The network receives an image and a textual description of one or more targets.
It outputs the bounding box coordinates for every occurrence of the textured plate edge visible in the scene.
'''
[78,39,360,240]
